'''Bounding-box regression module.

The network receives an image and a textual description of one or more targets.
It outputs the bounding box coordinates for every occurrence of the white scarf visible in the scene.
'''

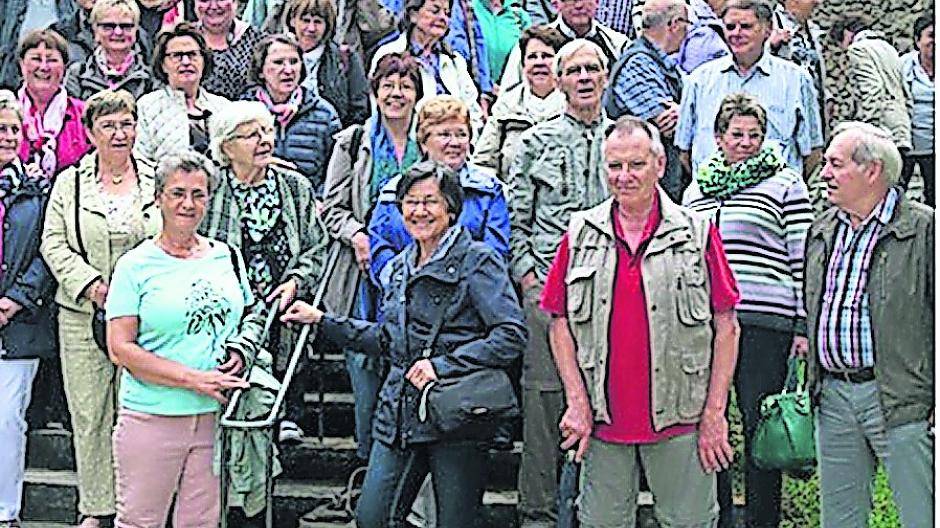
[301,44,326,94]
[18,86,69,179]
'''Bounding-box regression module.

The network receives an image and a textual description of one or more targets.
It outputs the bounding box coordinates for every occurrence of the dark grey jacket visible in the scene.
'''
[317,228,527,446]
[316,42,370,128]
[64,53,155,100]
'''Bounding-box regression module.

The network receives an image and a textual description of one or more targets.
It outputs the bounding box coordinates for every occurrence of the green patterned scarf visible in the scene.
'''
[695,145,786,199]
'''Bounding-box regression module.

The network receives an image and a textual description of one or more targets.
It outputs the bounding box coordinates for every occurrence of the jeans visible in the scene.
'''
[0,358,39,521]
[345,350,384,460]
[718,324,790,528]
[357,440,486,528]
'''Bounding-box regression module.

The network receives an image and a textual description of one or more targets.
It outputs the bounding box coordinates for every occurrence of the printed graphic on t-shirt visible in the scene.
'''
[185,279,233,350]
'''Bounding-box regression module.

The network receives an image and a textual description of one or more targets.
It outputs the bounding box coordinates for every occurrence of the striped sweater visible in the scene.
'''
[684,169,813,333]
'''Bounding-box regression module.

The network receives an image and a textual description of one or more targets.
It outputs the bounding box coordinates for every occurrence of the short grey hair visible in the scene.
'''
[89,0,141,25]
[830,121,903,186]
[0,90,23,123]
[642,0,687,29]
[155,151,219,196]
[720,0,773,24]
[553,39,608,77]
[606,115,666,158]
[209,101,276,166]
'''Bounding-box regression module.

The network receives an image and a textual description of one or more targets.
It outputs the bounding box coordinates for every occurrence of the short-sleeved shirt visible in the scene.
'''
[541,196,740,444]
[675,52,824,175]
[106,239,254,416]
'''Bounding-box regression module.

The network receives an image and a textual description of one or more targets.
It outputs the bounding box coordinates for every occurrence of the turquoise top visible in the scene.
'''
[473,0,531,83]
[106,238,253,416]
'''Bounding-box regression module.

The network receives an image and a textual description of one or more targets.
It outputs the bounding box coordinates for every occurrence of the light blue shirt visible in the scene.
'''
[106,239,253,416]
[675,51,824,175]
[901,50,935,154]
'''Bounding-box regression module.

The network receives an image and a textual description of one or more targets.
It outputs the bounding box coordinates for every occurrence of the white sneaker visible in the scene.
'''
[279,420,304,444]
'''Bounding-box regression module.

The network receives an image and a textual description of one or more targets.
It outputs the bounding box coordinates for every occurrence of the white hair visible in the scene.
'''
[830,121,903,186]
[209,101,276,166]
[553,39,608,77]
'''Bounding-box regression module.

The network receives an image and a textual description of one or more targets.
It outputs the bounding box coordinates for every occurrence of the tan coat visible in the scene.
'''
[846,30,913,149]
[41,153,162,314]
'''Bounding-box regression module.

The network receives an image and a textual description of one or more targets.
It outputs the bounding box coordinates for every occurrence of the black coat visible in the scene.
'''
[318,228,527,446]
[0,171,57,360]
[316,42,370,128]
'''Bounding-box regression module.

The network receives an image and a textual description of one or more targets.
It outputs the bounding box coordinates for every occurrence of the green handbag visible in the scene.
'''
[752,357,816,473]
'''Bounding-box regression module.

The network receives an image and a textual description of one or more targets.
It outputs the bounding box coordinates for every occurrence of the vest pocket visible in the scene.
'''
[565,266,596,323]
[676,267,710,325]
[678,354,710,419]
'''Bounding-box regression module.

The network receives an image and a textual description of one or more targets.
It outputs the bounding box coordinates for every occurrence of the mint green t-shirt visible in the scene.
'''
[106,238,254,416]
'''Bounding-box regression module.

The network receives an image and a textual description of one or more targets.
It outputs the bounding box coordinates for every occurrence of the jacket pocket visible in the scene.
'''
[565,266,595,324]
[678,353,710,420]
[676,255,710,325]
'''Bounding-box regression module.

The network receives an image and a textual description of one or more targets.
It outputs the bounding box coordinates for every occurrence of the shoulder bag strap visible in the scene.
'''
[74,170,87,259]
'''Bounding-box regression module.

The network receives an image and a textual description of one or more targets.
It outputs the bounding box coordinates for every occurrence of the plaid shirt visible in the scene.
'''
[817,188,900,371]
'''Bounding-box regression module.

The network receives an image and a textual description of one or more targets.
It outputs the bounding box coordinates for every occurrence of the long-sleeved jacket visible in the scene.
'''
[64,52,155,100]
[368,164,510,283]
[0,165,57,360]
[317,227,527,446]
[310,41,370,127]
[0,0,72,89]
[134,86,230,164]
[40,153,162,314]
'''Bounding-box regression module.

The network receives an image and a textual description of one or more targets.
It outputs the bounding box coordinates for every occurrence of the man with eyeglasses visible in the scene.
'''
[499,0,628,90]
[603,0,690,203]
[506,39,611,528]
[675,0,824,182]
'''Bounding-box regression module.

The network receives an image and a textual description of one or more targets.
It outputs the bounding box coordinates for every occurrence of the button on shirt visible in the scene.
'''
[675,52,824,175]
[817,188,899,372]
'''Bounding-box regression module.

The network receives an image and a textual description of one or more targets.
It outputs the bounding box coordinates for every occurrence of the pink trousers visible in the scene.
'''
[112,409,219,528]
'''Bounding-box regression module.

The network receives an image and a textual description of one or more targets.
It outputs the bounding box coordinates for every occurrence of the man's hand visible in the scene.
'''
[351,231,371,272]
[790,335,809,358]
[266,278,298,312]
[768,28,792,50]
[559,397,593,462]
[654,101,681,136]
[281,300,324,324]
[698,408,733,473]
[405,359,438,390]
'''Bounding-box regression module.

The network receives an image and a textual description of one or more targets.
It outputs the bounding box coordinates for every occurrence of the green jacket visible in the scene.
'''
[804,194,934,429]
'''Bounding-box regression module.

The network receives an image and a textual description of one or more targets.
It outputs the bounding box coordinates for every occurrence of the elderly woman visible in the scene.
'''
[242,34,341,193]
[684,93,812,528]
[283,0,370,127]
[40,89,162,528]
[16,29,92,178]
[282,160,526,528]
[901,12,935,206]
[135,23,229,163]
[196,0,268,100]
[371,0,485,133]
[106,151,261,527]
[201,100,327,442]
[370,95,509,280]
[473,25,567,178]
[321,52,423,461]
[0,90,57,528]
[64,0,154,100]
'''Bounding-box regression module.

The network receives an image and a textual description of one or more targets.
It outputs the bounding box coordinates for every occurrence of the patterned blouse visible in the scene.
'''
[202,25,267,100]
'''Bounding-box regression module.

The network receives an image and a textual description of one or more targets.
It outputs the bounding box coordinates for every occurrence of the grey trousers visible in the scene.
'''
[818,377,934,528]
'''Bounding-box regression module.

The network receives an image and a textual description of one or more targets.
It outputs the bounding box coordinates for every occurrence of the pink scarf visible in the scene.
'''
[93,47,137,87]
[17,87,68,179]
[256,87,303,127]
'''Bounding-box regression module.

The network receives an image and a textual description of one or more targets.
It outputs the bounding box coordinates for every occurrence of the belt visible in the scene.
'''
[824,367,876,383]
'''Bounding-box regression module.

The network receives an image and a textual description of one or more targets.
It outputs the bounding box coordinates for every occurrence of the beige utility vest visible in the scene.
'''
[565,194,715,431]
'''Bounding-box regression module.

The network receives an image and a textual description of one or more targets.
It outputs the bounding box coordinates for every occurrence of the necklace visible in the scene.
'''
[157,234,200,258]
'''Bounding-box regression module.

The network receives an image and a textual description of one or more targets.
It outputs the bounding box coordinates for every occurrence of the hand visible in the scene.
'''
[520,272,540,293]
[189,369,249,403]
[769,28,792,49]
[85,280,109,307]
[405,359,438,390]
[217,349,245,376]
[0,297,23,321]
[654,102,680,136]
[790,336,809,358]
[266,278,298,312]
[559,398,593,462]
[351,231,371,272]
[280,300,324,324]
[697,408,733,473]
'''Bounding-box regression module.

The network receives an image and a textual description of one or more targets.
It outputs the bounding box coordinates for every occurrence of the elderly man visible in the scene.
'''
[604,0,690,202]
[542,116,740,528]
[499,0,629,89]
[676,0,824,179]
[807,122,934,528]
[507,39,611,527]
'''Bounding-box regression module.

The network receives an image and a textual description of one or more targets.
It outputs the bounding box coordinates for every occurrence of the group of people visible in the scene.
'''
[0,0,933,528]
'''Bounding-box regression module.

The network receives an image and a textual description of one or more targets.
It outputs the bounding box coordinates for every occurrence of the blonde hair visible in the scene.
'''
[89,0,141,25]
[416,95,471,145]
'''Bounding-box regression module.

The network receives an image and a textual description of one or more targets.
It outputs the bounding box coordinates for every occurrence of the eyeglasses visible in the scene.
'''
[96,22,136,33]
[232,126,275,143]
[401,196,445,211]
[96,120,136,136]
[563,63,603,76]
[430,129,470,143]
[165,50,203,64]
[163,188,209,203]
[724,22,756,31]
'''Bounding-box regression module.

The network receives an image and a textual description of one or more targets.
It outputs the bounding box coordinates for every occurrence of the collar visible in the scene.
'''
[556,16,598,39]
[718,49,774,77]
[853,29,885,44]
[562,110,607,129]
[458,163,502,194]
[836,187,900,229]
[637,36,676,68]
[407,224,465,276]
[582,187,690,245]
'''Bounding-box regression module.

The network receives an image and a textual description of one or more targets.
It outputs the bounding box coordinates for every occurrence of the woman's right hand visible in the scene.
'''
[189,369,249,404]
[281,301,324,324]
[85,279,109,307]
[351,231,371,271]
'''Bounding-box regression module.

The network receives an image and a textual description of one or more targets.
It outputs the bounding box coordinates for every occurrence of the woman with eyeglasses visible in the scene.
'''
[41,89,162,528]
[64,0,155,101]
[196,0,269,100]
[135,23,229,163]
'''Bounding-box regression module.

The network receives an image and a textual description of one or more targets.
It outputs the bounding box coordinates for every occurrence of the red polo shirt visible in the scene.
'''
[540,197,740,444]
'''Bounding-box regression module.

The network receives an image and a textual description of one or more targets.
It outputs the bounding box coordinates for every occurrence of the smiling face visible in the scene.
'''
[820,133,881,211]
[558,47,607,113]
[89,111,137,159]
[195,0,236,33]
[716,115,764,164]
[162,36,205,88]
[410,0,451,43]
[375,73,418,121]
[261,42,302,99]
[421,116,471,170]
[222,120,275,170]
[94,7,138,54]
[158,169,211,233]
[401,177,452,246]
[20,43,66,97]
[522,38,557,94]
[0,109,23,168]
[605,127,664,210]
[291,11,328,51]
[723,8,770,62]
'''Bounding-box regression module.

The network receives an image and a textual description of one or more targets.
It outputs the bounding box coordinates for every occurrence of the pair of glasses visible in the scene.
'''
[431,130,470,143]
[165,50,203,63]
[724,22,756,31]
[97,121,136,136]
[97,22,136,32]
[401,197,445,210]
[563,63,603,76]
[232,127,275,143]
[163,188,209,202]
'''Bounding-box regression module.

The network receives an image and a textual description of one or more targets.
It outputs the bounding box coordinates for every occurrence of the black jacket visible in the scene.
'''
[316,42,370,128]
[0,170,57,360]
[318,228,527,446]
